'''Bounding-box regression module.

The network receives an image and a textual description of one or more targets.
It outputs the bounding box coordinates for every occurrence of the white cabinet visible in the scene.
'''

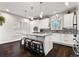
[47,33,74,46]
[30,20,40,33]
[64,13,74,29]
[62,34,74,46]
[38,18,50,29]
[30,18,50,33]
[50,33,62,44]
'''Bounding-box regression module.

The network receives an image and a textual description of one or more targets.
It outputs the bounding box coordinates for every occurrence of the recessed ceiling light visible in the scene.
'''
[65,2,69,6]
[28,16,33,20]
[55,14,59,17]
[6,9,9,12]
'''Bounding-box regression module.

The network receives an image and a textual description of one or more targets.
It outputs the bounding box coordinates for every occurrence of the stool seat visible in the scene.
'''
[32,41,41,45]
[26,39,31,42]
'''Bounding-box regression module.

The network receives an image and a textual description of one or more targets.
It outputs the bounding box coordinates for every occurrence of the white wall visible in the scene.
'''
[0,12,30,44]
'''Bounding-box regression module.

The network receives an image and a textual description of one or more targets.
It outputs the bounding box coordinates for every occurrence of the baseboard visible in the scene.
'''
[0,39,20,45]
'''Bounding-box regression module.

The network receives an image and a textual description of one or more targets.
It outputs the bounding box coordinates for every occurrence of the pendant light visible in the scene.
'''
[40,2,43,18]
[65,2,69,6]
[6,9,9,12]
[30,6,34,20]
[24,10,28,22]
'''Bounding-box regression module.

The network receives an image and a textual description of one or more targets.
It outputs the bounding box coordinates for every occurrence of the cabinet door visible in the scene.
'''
[51,33,62,43]
[62,34,74,46]
[64,13,74,29]
[38,18,49,29]
[30,20,40,32]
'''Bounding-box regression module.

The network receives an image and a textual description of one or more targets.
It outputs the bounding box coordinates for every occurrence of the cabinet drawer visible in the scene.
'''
[61,34,74,46]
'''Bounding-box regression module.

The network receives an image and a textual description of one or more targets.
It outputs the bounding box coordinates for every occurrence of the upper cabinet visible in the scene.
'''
[30,18,50,33]
[38,18,50,29]
[64,13,74,29]
[30,20,40,33]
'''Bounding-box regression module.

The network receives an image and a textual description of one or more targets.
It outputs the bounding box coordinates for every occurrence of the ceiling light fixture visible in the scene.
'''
[55,14,59,18]
[31,17,33,20]
[40,11,43,18]
[40,2,43,18]
[24,19,27,22]
[30,6,34,20]
[6,9,9,12]
[23,19,29,22]
[65,2,69,6]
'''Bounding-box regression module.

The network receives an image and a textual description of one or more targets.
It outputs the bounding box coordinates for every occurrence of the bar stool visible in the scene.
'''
[20,37,26,48]
[25,38,32,49]
[32,40,45,56]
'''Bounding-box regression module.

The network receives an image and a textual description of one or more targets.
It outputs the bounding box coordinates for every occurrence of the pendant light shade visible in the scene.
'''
[30,6,34,20]
[40,2,43,18]
[40,11,43,18]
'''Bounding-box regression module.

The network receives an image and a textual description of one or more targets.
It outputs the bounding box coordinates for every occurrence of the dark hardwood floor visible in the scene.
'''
[0,41,35,57]
[46,43,76,57]
[0,41,79,57]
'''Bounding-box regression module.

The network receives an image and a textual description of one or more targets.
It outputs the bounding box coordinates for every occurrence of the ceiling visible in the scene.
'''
[0,2,78,18]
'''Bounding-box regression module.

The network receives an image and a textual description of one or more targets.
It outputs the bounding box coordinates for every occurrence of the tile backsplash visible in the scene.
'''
[39,28,79,34]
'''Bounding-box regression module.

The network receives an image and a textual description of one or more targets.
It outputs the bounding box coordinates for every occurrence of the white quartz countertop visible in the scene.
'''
[28,33,51,36]
[19,32,51,36]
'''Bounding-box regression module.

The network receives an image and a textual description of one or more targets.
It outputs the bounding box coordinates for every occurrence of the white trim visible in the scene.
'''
[0,38,20,44]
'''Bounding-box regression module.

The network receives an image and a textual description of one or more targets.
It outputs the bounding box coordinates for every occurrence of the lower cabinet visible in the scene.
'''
[50,33,74,47]
[62,34,74,46]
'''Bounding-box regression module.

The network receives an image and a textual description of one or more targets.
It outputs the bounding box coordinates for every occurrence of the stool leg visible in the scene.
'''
[32,43,34,49]
[41,43,45,56]
[24,39,26,48]
[32,43,37,56]
[33,43,35,50]
[30,41,32,49]
[34,44,37,51]
[31,42,34,53]
[28,41,30,47]
[38,45,41,56]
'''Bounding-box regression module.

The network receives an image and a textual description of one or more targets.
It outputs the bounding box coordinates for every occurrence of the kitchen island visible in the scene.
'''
[20,32,75,56]
[20,32,52,55]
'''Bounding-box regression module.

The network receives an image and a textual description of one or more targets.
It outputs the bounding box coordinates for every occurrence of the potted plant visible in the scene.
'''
[0,16,5,26]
